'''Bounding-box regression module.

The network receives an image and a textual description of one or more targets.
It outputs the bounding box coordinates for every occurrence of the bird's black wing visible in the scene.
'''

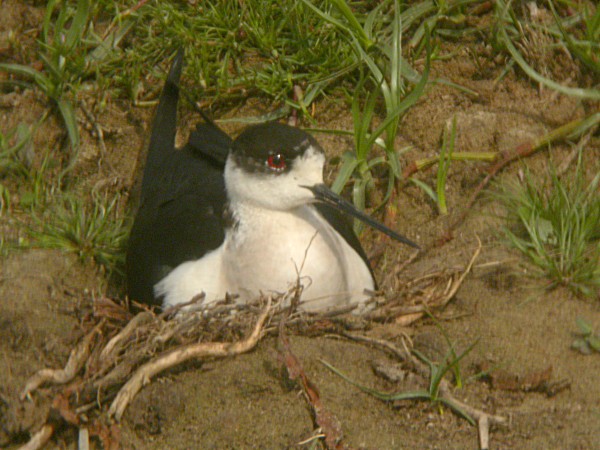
[126,52,231,306]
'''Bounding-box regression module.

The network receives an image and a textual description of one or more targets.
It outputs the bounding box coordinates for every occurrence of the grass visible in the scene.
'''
[547,0,600,74]
[0,0,92,154]
[25,193,129,276]
[495,152,600,298]
[305,0,434,218]
[321,333,479,425]
[0,121,54,212]
[572,317,600,355]
[303,0,495,214]
[0,123,33,175]
[409,116,457,215]
[93,0,359,106]
[0,0,598,281]
[0,123,34,214]
[0,140,129,276]
[494,0,600,101]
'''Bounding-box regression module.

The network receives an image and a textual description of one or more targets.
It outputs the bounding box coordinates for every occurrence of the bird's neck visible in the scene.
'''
[224,199,315,249]
[227,198,300,226]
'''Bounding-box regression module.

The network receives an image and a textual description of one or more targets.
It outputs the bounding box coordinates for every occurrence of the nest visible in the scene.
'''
[16,241,486,449]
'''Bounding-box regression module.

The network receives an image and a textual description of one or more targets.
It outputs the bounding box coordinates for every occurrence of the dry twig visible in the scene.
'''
[99,312,154,362]
[15,296,273,447]
[109,297,272,421]
[278,284,349,450]
[367,237,482,324]
[17,425,53,450]
[444,115,595,239]
[342,333,506,450]
[20,322,104,401]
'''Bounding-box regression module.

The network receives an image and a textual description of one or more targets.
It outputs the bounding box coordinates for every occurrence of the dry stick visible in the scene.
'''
[157,292,207,319]
[78,427,90,450]
[448,116,591,235]
[402,152,497,179]
[278,286,349,450]
[96,301,268,404]
[436,385,502,450]
[343,333,505,450]
[99,312,154,362]
[17,425,54,450]
[20,321,105,400]
[280,330,347,450]
[434,235,481,301]
[108,297,272,421]
[343,239,502,449]
[380,249,420,289]
[367,237,481,323]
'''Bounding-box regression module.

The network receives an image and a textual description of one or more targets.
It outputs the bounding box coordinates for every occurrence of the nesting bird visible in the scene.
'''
[126,51,418,313]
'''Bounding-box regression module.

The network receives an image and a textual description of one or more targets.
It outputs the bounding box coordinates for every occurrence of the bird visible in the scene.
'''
[126,50,419,313]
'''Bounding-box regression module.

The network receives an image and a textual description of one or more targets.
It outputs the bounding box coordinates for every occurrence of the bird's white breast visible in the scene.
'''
[155,203,374,313]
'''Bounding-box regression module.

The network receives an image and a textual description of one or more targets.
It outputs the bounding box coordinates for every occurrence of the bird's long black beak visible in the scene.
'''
[304,184,420,249]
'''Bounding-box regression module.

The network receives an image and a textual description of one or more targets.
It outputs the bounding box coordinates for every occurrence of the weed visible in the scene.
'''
[306,0,432,212]
[321,336,479,425]
[547,1,600,75]
[434,118,455,216]
[572,317,600,355]
[26,193,129,275]
[494,0,600,100]
[0,122,44,213]
[0,123,34,176]
[305,0,483,211]
[0,0,94,153]
[0,185,9,216]
[0,134,56,212]
[409,116,457,215]
[495,153,600,297]
[17,153,56,211]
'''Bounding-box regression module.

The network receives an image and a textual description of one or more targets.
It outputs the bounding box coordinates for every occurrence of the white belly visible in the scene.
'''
[155,205,374,313]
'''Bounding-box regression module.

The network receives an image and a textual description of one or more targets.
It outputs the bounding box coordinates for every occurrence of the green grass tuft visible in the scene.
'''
[496,154,600,298]
[26,193,129,276]
[0,0,95,153]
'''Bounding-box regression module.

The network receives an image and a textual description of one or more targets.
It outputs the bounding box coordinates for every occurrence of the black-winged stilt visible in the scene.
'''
[126,51,418,313]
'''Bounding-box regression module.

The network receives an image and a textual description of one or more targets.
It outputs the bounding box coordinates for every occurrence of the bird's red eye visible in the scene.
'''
[267,153,286,171]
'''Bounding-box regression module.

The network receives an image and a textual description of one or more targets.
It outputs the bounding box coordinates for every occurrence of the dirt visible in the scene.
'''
[1,2,600,449]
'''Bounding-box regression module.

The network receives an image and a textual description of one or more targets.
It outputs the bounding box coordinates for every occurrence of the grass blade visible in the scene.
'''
[496,0,600,100]
[56,98,80,151]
